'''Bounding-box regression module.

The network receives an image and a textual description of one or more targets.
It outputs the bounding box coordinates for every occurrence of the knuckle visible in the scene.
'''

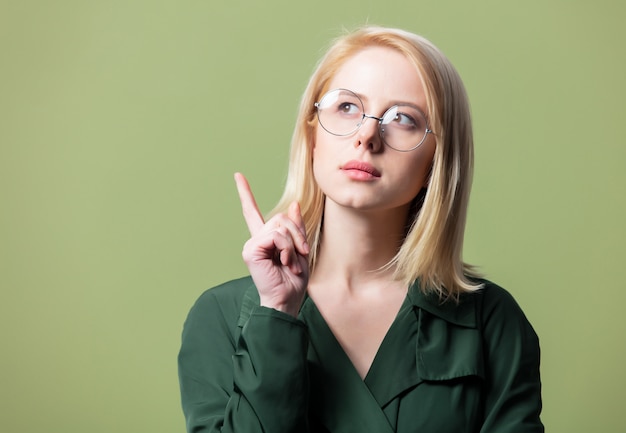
[273,213,291,226]
[275,226,289,237]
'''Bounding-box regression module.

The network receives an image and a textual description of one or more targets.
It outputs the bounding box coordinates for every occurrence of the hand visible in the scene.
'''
[234,173,310,317]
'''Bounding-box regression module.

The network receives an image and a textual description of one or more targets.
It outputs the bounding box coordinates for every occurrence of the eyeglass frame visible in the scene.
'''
[313,88,434,152]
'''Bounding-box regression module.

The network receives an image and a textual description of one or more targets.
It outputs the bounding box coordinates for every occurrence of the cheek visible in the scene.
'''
[420,138,436,179]
[392,155,434,207]
[406,143,436,189]
[312,130,336,168]
[311,134,328,181]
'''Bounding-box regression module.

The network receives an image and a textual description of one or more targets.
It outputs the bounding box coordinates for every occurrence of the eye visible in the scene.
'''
[383,105,426,132]
[392,112,418,127]
[337,102,361,115]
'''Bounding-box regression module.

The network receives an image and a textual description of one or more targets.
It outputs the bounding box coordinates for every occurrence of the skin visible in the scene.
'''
[312,47,435,214]
[235,46,436,378]
[234,173,309,318]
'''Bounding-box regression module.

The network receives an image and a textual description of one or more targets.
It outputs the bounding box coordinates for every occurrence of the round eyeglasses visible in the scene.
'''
[314,88,433,152]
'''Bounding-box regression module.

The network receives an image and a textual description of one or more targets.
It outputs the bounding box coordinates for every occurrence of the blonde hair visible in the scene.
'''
[271,26,482,300]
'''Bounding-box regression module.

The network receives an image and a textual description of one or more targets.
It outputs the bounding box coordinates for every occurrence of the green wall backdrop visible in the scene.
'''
[1,1,624,432]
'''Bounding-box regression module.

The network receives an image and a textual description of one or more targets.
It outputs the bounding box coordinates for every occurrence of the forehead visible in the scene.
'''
[327,46,426,106]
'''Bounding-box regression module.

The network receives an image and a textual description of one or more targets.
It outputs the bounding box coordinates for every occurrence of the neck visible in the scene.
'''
[310,200,411,290]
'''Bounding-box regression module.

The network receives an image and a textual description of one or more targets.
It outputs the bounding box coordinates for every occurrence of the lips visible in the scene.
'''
[341,160,381,178]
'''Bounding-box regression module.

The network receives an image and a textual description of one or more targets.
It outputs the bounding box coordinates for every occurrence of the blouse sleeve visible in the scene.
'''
[479,284,545,433]
[178,284,310,433]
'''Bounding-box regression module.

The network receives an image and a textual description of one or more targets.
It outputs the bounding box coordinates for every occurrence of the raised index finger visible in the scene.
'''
[234,172,265,235]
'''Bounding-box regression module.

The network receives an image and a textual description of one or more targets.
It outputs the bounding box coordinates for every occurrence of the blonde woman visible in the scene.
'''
[178,26,543,432]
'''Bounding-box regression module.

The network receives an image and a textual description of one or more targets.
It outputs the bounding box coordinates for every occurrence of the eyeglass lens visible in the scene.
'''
[315,89,429,151]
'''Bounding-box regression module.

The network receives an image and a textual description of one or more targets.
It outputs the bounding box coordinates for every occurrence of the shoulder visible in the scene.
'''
[192,276,254,312]
[473,279,518,304]
[412,278,538,336]
[466,280,541,359]
[469,279,536,331]
[183,276,257,338]
[409,278,533,331]
[468,282,544,430]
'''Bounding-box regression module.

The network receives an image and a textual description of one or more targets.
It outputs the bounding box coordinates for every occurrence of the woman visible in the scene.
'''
[178,26,543,432]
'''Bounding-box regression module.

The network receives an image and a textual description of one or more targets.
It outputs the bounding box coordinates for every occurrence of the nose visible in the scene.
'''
[355,114,383,153]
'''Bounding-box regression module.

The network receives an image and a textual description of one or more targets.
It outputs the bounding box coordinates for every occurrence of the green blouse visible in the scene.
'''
[178,276,543,432]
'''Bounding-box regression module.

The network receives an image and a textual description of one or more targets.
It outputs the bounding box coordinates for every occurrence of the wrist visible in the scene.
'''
[259,297,302,318]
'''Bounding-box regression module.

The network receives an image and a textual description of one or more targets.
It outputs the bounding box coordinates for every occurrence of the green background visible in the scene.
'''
[1,1,624,432]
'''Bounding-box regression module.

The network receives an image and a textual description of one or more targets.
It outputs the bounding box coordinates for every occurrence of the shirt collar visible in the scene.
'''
[406,279,479,328]
[238,279,481,329]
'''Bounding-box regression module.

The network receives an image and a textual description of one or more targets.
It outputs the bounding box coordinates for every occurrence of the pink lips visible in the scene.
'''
[341,160,381,180]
